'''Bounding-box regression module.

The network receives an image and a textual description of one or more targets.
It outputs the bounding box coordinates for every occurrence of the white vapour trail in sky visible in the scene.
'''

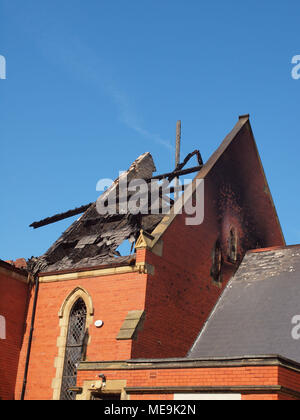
[31,23,174,152]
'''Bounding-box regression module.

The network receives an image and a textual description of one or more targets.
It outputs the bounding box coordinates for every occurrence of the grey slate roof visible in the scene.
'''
[188,246,300,364]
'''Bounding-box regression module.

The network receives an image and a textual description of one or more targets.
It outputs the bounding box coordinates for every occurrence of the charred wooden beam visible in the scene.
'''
[29,159,203,229]
[29,203,94,229]
[175,150,203,172]
[151,165,202,182]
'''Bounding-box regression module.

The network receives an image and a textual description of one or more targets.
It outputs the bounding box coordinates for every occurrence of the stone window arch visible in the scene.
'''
[60,298,87,400]
[52,287,94,400]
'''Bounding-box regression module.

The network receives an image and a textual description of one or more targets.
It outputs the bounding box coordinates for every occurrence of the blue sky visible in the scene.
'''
[1,0,299,260]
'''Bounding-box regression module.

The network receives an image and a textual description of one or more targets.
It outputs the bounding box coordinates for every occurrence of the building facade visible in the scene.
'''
[2,115,299,401]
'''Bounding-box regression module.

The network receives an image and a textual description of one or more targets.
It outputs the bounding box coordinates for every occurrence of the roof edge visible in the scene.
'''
[38,255,136,277]
[247,244,300,254]
[246,120,286,246]
[78,354,300,373]
[0,259,28,277]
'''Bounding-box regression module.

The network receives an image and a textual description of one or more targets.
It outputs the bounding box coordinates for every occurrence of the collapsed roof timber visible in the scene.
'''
[29,151,203,275]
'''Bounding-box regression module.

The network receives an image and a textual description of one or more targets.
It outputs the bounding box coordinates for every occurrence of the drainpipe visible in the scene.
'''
[20,274,39,400]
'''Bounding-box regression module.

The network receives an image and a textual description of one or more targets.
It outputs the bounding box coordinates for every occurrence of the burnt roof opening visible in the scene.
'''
[29,150,203,275]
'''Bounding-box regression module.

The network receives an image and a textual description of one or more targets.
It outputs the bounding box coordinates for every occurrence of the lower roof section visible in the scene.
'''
[188,245,300,363]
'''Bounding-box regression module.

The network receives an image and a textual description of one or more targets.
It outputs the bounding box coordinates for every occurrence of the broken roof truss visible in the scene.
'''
[29,150,203,274]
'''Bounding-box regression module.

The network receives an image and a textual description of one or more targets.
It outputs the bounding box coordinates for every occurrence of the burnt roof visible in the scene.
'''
[188,245,300,364]
[30,152,164,274]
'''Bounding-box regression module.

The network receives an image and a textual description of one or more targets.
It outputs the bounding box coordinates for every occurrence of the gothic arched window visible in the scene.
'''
[228,228,238,263]
[60,298,87,400]
[211,240,222,283]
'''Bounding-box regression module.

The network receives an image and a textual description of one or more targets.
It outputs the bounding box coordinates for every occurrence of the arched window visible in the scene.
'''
[60,298,87,400]
[0,315,6,340]
[211,240,222,283]
[228,228,238,263]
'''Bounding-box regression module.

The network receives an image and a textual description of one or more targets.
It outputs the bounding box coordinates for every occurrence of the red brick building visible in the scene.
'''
[2,115,300,400]
[0,260,29,400]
